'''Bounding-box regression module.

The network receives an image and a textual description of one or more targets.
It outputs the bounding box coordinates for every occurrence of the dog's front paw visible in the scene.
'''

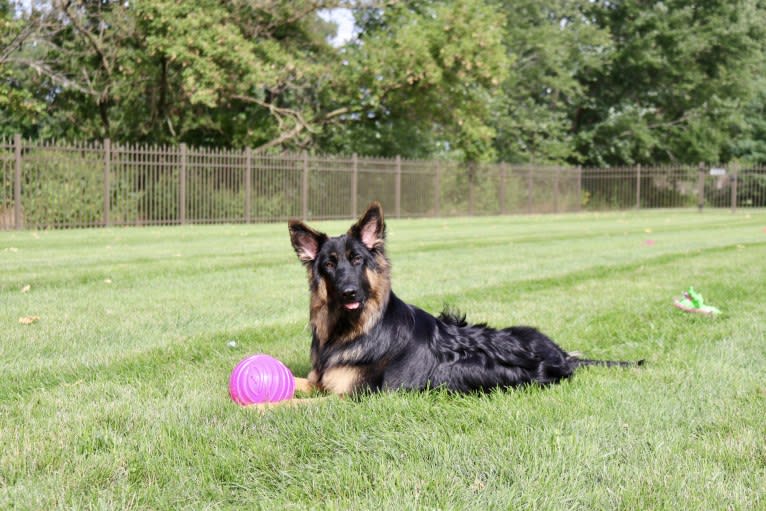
[294,377,317,393]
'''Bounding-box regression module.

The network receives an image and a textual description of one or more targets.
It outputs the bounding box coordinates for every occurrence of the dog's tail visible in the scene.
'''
[568,355,645,368]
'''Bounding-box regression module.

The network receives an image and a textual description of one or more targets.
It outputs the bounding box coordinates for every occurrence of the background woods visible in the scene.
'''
[2,0,766,166]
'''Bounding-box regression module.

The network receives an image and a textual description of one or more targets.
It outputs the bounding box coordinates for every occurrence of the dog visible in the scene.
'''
[288,202,640,397]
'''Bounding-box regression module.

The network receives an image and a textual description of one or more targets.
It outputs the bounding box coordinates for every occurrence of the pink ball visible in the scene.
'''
[229,354,296,405]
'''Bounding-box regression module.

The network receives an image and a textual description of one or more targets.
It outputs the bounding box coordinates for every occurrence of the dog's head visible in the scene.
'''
[289,202,390,314]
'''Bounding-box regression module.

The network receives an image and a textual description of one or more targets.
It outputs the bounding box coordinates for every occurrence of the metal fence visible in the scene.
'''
[2,135,765,229]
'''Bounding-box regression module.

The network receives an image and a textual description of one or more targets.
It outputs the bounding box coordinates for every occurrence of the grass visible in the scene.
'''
[2,209,766,510]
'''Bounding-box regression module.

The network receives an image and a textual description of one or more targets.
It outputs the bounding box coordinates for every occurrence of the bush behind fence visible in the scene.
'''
[1,136,765,230]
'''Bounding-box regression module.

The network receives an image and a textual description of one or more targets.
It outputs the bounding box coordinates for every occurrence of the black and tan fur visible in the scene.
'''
[289,202,640,397]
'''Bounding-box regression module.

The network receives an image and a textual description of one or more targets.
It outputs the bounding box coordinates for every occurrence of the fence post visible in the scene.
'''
[697,162,706,212]
[635,164,641,210]
[577,166,583,212]
[179,143,187,224]
[731,163,738,214]
[468,162,475,216]
[526,164,533,214]
[351,153,358,218]
[13,134,22,230]
[434,160,441,217]
[244,147,252,223]
[103,138,111,226]
[499,163,507,215]
[554,167,560,213]
[302,151,309,221]
[395,155,401,218]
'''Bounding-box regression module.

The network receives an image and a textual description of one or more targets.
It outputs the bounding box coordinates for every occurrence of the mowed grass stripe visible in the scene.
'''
[3,228,764,380]
[2,210,765,509]
[2,210,761,288]
[2,236,762,403]
[6,209,761,365]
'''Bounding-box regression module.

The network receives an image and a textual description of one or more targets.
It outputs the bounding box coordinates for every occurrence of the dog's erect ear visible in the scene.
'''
[349,201,385,251]
[289,220,327,264]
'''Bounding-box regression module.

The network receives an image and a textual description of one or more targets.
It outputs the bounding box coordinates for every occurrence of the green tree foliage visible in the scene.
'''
[731,78,766,163]
[574,0,766,166]
[0,1,45,137]
[3,0,507,160]
[492,0,611,164]
[319,1,509,160]
[2,0,766,165]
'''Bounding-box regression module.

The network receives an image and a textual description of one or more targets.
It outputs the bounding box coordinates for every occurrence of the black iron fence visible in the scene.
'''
[1,135,764,229]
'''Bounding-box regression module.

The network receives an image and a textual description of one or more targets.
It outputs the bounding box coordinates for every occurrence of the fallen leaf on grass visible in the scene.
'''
[19,316,40,325]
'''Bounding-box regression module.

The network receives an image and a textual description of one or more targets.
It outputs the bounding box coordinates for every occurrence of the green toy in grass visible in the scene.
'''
[673,286,721,315]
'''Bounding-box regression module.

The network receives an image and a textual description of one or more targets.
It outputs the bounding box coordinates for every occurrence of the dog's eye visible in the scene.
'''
[323,260,336,271]
[351,255,363,266]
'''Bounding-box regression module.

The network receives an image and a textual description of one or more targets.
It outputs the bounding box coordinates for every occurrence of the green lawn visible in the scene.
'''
[2,210,765,510]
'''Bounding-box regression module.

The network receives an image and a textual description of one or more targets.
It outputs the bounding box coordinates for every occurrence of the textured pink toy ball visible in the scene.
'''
[229,354,296,405]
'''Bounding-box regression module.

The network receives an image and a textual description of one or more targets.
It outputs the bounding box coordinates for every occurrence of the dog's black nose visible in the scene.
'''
[342,288,357,300]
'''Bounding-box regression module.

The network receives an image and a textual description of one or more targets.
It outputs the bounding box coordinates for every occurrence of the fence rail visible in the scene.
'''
[2,136,765,230]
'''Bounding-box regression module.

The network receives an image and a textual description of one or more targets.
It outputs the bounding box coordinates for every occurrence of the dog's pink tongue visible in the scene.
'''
[344,302,361,310]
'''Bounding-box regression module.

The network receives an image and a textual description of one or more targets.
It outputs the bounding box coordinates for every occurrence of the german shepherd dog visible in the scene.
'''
[288,202,640,397]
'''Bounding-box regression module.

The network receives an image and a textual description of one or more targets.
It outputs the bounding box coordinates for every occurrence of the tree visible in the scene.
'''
[5,0,766,166]
[730,78,766,164]
[6,0,508,159]
[6,0,343,145]
[574,0,766,166]
[0,0,46,138]
[316,0,511,161]
[490,0,611,164]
